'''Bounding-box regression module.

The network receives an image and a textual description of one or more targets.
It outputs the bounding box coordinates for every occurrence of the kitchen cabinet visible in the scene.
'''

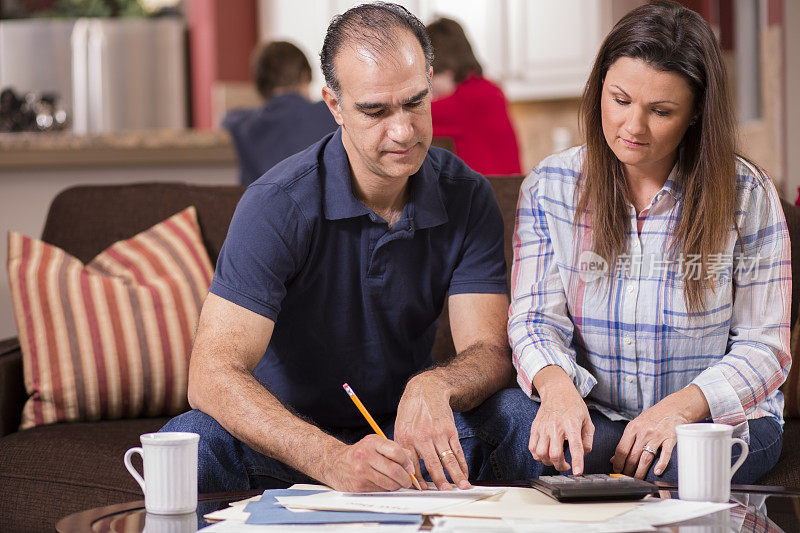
[258,0,615,101]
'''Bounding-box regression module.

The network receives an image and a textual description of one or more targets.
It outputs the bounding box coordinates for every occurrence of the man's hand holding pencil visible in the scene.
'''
[334,381,470,493]
[320,383,419,493]
[321,432,419,492]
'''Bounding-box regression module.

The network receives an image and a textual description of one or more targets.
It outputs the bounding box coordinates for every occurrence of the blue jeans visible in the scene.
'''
[160,387,538,493]
[511,401,782,483]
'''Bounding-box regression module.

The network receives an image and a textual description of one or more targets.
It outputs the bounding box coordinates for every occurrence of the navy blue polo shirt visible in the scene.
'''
[210,129,507,429]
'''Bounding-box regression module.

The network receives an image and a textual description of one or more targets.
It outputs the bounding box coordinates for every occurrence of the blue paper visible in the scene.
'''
[243,489,422,525]
[259,489,328,499]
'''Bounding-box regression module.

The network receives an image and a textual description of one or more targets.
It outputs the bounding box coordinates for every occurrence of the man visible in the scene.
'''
[222,41,338,185]
[162,2,532,493]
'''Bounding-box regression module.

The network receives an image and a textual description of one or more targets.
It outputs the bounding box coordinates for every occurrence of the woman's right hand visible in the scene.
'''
[529,366,594,476]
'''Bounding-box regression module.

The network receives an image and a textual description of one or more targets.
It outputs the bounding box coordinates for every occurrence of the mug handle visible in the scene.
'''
[729,438,749,479]
[124,447,146,495]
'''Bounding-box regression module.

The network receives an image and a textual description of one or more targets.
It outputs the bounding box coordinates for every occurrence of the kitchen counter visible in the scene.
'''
[0,129,236,169]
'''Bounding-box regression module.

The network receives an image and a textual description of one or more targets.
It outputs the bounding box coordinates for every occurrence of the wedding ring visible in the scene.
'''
[439,449,455,460]
[642,444,658,455]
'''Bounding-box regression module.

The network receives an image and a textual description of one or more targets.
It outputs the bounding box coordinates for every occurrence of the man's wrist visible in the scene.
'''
[316,436,347,486]
[407,369,453,402]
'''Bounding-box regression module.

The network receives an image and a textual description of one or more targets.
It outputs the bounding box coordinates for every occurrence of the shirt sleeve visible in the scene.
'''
[691,173,792,437]
[507,168,598,398]
[447,177,508,295]
[209,183,311,321]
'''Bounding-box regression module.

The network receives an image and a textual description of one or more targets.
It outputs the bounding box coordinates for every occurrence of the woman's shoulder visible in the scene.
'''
[734,156,771,190]
[520,146,584,200]
[526,146,583,182]
[731,156,785,233]
[733,156,779,207]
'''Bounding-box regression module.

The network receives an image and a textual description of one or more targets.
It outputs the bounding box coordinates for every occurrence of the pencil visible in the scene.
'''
[342,382,422,491]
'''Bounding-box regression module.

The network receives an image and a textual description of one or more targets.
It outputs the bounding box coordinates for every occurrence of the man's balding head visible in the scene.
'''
[320,2,434,98]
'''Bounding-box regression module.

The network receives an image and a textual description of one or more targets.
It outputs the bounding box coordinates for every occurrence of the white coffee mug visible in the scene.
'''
[124,432,199,514]
[676,423,748,503]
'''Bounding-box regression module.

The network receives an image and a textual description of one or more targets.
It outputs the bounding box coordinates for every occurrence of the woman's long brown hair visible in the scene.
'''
[578,0,754,315]
[426,17,483,83]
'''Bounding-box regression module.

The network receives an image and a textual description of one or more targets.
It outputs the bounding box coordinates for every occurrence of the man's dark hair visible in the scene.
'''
[252,41,312,100]
[320,2,434,97]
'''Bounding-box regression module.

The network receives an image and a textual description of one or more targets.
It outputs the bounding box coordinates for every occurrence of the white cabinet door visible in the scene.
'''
[416,0,507,81]
[258,0,612,101]
[258,0,333,98]
[420,0,612,100]
[504,0,611,100]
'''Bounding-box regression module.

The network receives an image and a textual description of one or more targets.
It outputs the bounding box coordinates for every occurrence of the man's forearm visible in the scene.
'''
[190,365,343,482]
[412,341,514,412]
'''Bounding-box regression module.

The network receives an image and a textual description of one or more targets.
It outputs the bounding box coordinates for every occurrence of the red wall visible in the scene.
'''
[187,0,258,129]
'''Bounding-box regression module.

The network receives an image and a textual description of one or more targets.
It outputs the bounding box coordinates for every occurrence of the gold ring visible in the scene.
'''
[642,444,658,455]
[439,449,455,460]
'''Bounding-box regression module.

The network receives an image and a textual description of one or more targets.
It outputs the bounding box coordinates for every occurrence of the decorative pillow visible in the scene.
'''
[7,207,213,429]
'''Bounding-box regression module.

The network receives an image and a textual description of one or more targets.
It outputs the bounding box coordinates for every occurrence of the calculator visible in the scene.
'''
[529,474,659,502]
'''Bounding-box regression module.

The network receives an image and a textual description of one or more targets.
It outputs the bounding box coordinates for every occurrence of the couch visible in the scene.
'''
[1,179,799,532]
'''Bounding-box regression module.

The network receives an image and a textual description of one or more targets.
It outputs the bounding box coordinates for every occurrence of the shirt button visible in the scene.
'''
[632,241,640,248]
[627,285,635,294]
[625,376,635,384]
[624,336,632,345]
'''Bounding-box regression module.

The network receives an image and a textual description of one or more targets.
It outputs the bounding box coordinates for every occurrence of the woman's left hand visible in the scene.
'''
[611,385,709,479]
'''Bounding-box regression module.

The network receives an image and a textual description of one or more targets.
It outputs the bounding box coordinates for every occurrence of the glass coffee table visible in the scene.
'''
[56,483,800,532]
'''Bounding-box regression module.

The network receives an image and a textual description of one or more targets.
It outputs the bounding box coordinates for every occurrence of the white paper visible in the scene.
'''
[341,486,503,498]
[290,483,332,491]
[438,487,636,522]
[505,517,654,533]
[431,516,516,532]
[502,498,737,533]
[277,486,503,514]
[200,522,421,532]
[229,496,262,506]
[203,501,252,522]
[619,499,736,527]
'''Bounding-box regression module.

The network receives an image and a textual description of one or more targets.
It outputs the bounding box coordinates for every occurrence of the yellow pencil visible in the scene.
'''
[342,382,422,491]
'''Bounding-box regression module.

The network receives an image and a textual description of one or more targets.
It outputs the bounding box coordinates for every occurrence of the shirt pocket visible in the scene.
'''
[662,276,733,338]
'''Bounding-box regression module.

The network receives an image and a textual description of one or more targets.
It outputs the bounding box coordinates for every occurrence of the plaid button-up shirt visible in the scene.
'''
[508,146,791,440]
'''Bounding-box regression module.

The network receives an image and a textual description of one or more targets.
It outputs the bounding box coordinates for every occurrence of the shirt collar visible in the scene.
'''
[322,129,371,220]
[660,162,683,201]
[323,129,448,229]
[409,156,448,230]
[264,92,307,111]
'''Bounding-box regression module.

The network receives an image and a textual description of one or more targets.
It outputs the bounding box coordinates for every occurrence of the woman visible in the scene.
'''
[508,0,790,483]
[426,18,521,175]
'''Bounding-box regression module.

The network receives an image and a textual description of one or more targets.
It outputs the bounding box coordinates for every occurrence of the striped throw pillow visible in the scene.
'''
[7,207,213,429]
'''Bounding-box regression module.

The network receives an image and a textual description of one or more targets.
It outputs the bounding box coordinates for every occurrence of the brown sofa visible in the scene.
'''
[1,179,799,532]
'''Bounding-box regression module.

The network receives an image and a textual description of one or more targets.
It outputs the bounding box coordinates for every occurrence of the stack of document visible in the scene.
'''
[199,484,738,533]
[200,484,504,532]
